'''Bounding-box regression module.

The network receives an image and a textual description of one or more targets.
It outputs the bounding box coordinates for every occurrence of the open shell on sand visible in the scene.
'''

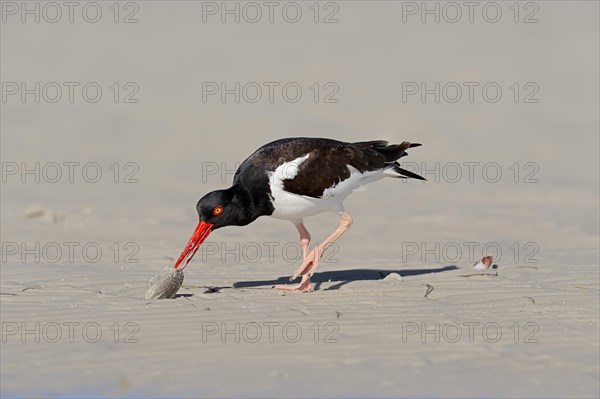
[145,267,184,299]
[473,255,495,271]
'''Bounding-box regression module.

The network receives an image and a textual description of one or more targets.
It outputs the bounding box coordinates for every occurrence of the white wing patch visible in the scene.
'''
[274,153,310,181]
[268,154,318,220]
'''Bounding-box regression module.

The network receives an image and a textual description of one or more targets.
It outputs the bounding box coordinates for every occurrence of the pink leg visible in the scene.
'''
[276,212,353,292]
[296,222,311,260]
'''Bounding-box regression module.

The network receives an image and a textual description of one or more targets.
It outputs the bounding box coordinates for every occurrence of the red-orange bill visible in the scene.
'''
[173,221,213,270]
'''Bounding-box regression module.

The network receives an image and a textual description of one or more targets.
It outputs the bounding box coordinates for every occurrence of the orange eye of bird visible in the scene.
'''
[212,206,223,215]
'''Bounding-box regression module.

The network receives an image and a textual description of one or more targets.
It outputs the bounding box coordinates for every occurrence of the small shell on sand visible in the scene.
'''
[145,267,184,299]
[473,255,495,271]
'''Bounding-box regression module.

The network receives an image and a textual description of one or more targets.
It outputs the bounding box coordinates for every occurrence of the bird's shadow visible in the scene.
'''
[233,265,458,291]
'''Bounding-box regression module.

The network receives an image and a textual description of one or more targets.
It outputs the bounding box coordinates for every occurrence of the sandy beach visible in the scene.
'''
[1,1,599,398]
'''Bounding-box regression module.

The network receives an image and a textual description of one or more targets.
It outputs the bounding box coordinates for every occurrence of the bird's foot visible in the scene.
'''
[274,275,313,292]
[291,248,320,280]
[277,248,320,292]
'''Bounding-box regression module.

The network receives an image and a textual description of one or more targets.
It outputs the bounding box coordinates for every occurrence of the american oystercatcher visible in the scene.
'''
[173,137,424,292]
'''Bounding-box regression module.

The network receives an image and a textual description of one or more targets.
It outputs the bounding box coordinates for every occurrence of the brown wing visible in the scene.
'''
[234,137,422,198]
[282,142,388,198]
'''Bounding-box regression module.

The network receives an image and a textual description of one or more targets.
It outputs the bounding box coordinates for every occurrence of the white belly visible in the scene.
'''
[269,189,330,221]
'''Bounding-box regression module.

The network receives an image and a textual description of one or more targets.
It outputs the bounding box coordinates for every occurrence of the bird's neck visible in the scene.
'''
[228,184,274,226]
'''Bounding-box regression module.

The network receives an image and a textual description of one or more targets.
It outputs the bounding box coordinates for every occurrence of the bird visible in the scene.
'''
[172,137,425,292]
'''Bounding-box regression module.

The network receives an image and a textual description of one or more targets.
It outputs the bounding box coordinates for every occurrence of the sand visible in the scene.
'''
[1,206,598,398]
[1,1,599,398]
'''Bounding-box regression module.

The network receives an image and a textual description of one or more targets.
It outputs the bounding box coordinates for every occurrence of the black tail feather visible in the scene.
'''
[392,164,426,181]
[353,140,424,180]
[354,140,422,163]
